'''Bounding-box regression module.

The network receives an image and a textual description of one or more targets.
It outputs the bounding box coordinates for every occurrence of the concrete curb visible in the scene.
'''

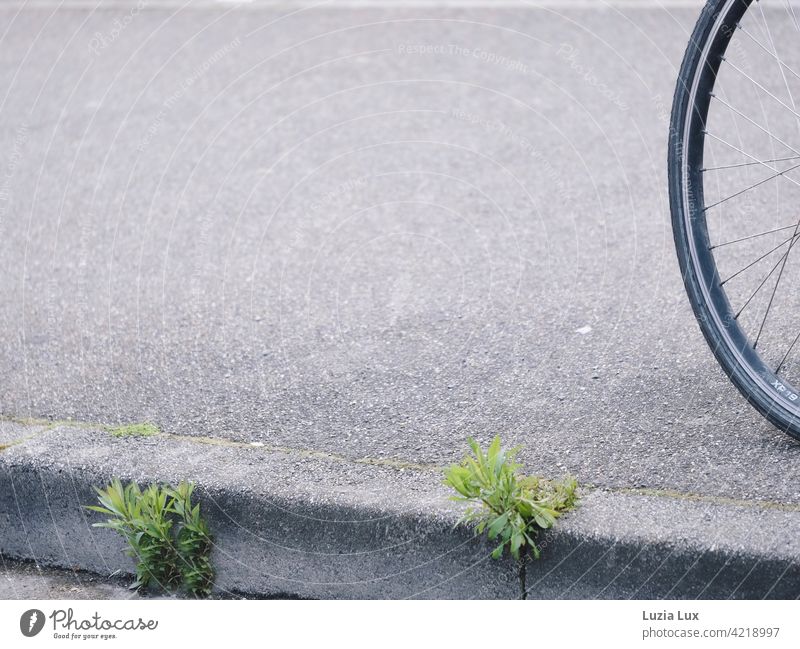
[1,420,798,599]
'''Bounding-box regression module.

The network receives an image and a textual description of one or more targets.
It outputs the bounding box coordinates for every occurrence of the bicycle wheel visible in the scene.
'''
[670,0,800,440]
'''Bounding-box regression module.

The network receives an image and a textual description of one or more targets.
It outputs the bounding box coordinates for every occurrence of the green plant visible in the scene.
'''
[166,482,215,597]
[86,479,214,597]
[108,422,160,438]
[443,437,578,599]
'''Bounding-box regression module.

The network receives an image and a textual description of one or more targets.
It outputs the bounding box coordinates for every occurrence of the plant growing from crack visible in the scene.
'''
[443,436,578,599]
[166,482,215,597]
[86,479,215,597]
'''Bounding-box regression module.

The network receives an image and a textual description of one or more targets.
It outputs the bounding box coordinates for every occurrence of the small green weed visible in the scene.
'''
[108,422,160,438]
[86,479,215,597]
[444,436,578,599]
[166,482,215,597]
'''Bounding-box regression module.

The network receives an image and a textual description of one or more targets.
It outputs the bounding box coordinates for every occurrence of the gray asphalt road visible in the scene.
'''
[0,556,296,599]
[1,558,138,600]
[1,0,798,504]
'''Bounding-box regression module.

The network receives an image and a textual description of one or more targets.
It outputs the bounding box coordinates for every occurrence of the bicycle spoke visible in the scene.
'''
[724,58,800,125]
[711,95,800,158]
[740,23,800,85]
[753,227,800,347]
[733,229,800,319]
[710,223,800,249]
[776,329,800,374]
[702,161,800,211]
[703,131,800,189]
[720,230,800,286]
[786,0,800,34]
[757,2,800,122]
[703,154,800,172]
[719,6,800,348]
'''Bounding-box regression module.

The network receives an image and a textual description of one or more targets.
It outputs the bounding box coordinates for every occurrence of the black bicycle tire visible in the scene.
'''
[669,0,800,440]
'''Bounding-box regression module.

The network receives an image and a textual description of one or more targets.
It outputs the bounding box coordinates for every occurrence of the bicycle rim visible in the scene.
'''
[672,0,800,436]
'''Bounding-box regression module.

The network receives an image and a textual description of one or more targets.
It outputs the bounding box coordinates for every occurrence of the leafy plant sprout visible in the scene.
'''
[86,479,215,597]
[443,436,578,599]
[166,482,215,597]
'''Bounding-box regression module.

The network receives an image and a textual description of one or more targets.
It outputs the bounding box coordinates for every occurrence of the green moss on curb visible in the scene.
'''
[109,422,160,438]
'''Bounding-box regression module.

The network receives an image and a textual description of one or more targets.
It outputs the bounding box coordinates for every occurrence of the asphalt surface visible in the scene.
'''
[0,555,296,599]
[1,557,139,600]
[1,0,799,505]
